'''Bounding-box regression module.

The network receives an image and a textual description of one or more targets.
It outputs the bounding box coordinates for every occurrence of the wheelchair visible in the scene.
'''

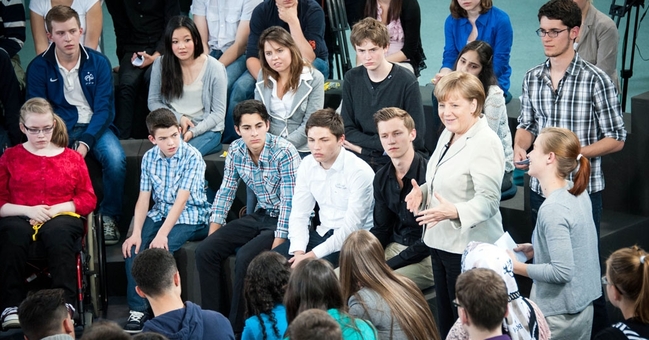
[15,212,108,329]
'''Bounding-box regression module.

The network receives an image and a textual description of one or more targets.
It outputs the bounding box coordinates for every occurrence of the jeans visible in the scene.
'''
[311,58,330,79]
[115,53,153,139]
[195,210,278,333]
[273,229,339,267]
[125,217,207,311]
[209,51,247,96]
[0,215,84,309]
[188,130,223,156]
[69,125,126,218]
[430,248,462,339]
[529,189,607,337]
[223,71,255,144]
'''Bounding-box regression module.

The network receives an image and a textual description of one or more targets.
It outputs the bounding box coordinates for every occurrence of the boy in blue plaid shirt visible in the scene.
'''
[122,108,210,333]
[196,99,301,335]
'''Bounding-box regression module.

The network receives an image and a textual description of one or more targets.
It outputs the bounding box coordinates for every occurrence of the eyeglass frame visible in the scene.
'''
[601,275,624,295]
[452,299,462,308]
[22,124,55,135]
[535,28,569,38]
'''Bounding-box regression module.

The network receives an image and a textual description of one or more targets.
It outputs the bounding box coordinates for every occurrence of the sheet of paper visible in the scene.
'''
[495,231,528,263]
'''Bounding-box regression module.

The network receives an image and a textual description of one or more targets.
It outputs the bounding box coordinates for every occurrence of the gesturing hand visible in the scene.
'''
[405,179,423,215]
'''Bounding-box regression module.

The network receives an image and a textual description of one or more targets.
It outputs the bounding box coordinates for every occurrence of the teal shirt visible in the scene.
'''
[242,304,288,340]
[327,308,377,340]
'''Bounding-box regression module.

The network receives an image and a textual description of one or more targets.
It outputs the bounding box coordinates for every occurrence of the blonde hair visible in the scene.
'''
[20,98,69,148]
[434,71,485,117]
[339,230,440,340]
[537,127,591,196]
[607,246,649,323]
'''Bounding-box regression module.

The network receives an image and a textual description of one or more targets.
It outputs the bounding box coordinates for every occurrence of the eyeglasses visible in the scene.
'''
[601,275,610,285]
[535,28,568,38]
[452,299,462,308]
[23,125,55,135]
[66,303,75,319]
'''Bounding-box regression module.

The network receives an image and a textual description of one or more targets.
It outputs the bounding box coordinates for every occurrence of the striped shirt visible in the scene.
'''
[141,141,210,226]
[210,133,301,238]
[517,53,626,195]
[0,0,26,57]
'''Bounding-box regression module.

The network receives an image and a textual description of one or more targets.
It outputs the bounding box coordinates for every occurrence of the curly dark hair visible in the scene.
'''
[244,251,291,340]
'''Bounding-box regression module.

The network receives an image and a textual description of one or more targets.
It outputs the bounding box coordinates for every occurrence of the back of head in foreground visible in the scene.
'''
[18,289,74,340]
[455,268,509,337]
[80,320,131,340]
[244,251,291,340]
[131,248,179,300]
[286,309,342,340]
[605,245,649,324]
[284,258,345,323]
[339,230,440,340]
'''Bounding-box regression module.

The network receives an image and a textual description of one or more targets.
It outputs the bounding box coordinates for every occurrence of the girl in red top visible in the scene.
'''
[0,97,96,329]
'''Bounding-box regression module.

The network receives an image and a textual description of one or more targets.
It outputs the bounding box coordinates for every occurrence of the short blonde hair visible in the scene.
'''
[434,71,485,117]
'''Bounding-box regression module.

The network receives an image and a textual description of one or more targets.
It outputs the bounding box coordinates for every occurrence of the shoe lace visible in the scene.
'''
[104,222,117,237]
[1,307,18,319]
[128,311,145,322]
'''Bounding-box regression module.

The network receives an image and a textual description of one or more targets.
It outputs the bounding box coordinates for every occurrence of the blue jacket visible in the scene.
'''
[26,44,114,149]
[442,6,513,93]
[143,301,235,340]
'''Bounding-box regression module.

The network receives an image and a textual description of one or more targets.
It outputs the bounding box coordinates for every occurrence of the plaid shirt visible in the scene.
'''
[141,141,210,225]
[517,53,626,195]
[210,133,301,238]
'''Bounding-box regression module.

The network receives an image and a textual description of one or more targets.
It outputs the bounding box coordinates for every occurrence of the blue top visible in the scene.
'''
[143,301,234,340]
[442,6,513,92]
[140,140,210,225]
[242,304,288,340]
[327,308,377,340]
[26,44,115,149]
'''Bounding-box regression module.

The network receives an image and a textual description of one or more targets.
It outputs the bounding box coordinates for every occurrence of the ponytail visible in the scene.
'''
[634,251,649,323]
[607,246,649,323]
[50,114,69,148]
[569,154,590,196]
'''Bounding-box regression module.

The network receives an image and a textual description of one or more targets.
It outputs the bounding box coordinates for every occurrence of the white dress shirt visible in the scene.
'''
[288,148,375,258]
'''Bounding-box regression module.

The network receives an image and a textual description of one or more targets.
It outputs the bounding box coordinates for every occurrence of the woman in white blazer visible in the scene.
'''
[254,26,325,155]
[405,71,504,337]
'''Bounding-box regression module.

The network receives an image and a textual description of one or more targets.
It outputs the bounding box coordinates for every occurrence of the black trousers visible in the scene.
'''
[0,215,84,309]
[0,51,22,146]
[195,210,278,334]
[430,248,462,339]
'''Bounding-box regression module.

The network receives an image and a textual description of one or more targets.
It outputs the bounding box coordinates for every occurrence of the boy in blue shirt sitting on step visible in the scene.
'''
[122,108,210,333]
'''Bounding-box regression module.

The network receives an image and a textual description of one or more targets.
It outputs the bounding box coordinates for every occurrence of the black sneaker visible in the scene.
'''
[103,216,120,246]
[124,310,149,333]
[1,307,19,329]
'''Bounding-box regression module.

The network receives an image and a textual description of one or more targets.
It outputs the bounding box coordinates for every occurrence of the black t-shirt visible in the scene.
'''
[594,318,649,340]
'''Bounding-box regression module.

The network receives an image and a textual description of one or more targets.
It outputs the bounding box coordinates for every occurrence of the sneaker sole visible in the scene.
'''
[2,319,20,330]
[104,237,119,246]
[124,328,144,334]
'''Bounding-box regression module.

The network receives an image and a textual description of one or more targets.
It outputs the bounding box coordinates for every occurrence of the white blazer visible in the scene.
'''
[420,117,505,253]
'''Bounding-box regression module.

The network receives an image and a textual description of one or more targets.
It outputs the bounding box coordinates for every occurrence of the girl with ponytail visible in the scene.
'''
[509,127,601,340]
[595,246,649,339]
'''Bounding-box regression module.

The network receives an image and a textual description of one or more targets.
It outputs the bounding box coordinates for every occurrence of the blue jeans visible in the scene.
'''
[311,58,330,79]
[188,130,222,156]
[223,71,256,144]
[125,216,207,311]
[209,50,247,96]
[69,126,126,218]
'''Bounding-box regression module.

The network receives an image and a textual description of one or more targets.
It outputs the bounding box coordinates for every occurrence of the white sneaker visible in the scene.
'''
[1,307,19,329]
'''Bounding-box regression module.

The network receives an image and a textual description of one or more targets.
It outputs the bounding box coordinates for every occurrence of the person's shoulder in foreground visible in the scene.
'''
[144,301,234,340]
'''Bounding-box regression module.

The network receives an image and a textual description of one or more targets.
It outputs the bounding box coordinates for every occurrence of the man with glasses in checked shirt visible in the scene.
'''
[513,0,626,336]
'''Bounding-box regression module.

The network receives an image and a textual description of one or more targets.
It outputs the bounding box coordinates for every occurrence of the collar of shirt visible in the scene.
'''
[55,50,81,88]
[385,152,426,187]
[153,139,187,162]
[541,52,582,80]
[306,146,346,174]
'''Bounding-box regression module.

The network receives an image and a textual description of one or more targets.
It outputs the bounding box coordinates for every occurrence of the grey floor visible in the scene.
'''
[16,0,649,111]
